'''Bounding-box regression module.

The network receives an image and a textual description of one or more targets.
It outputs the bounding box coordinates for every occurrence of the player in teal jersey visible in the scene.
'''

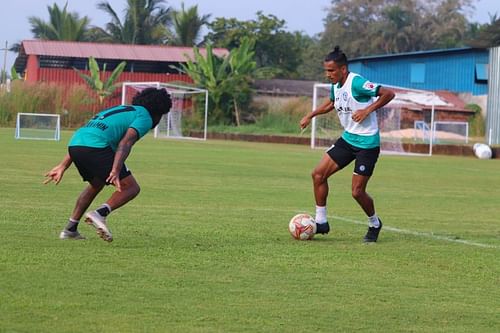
[300,46,395,242]
[44,88,172,242]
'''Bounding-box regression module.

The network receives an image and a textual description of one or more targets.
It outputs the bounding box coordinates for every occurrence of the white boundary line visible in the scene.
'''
[331,215,499,249]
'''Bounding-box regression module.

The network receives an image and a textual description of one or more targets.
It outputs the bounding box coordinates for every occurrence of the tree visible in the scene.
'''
[180,38,260,125]
[92,0,171,44]
[74,57,126,107]
[205,12,306,78]
[320,0,472,58]
[28,2,90,41]
[171,2,211,46]
[467,14,500,48]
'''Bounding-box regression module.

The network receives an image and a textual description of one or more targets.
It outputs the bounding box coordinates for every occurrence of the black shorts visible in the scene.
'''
[68,146,132,183]
[326,137,380,176]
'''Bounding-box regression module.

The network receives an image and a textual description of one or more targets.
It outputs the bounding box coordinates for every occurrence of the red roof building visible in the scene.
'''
[14,40,228,109]
[15,40,228,85]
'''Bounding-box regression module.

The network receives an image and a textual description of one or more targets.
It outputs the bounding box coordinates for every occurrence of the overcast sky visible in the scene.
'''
[2,0,499,71]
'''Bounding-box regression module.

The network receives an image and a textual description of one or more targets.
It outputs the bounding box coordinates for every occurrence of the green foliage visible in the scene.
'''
[10,66,20,81]
[92,0,172,44]
[467,15,500,48]
[0,128,499,332]
[74,57,126,106]
[28,3,90,41]
[180,38,261,126]
[171,2,211,46]
[466,103,485,137]
[321,0,473,58]
[0,81,93,128]
[206,12,307,78]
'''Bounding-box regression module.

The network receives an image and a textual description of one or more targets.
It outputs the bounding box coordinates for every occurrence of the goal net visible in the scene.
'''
[15,113,61,141]
[121,82,208,140]
[311,83,442,156]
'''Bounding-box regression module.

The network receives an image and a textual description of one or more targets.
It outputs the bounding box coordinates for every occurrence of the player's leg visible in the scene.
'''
[60,179,106,240]
[105,174,141,211]
[352,146,382,242]
[85,173,140,242]
[60,147,107,240]
[311,138,354,234]
[351,174,375,216]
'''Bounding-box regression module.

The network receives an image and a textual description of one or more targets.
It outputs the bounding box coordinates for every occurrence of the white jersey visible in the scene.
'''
[330,72,381,148]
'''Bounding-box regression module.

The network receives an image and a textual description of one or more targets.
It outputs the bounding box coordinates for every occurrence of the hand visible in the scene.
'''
[44,165,65,185]
[106,170,122,192]
[351,108,370,123]
[300,115,311,130]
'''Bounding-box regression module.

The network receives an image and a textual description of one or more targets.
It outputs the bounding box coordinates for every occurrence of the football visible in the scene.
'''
[289,213,317,240]
[473,143,492,159]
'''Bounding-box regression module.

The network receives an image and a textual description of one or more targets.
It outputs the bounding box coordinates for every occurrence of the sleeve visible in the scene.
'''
[130,108,153,139]
[352,75,380,97]
[329,84,335,102]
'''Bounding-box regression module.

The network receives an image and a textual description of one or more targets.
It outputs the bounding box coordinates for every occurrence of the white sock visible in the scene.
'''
[315,206,327,224]
[368,214,380,228]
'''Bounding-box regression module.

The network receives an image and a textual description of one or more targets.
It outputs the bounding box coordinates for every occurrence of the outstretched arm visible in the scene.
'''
[44,153,73,185]
[300,99,335,129]
[107,128,139,192]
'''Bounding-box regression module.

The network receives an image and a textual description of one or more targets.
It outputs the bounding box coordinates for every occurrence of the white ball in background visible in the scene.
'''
[473,143,492,160]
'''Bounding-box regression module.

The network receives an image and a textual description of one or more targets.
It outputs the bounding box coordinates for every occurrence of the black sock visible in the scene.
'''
[96,206,111,217]
[66,220,79,232]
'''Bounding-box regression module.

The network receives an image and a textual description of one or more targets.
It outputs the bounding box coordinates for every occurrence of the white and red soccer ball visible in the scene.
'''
[288,213,316,240]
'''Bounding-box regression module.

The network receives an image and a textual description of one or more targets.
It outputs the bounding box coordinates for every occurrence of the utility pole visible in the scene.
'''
[1,41,8,84]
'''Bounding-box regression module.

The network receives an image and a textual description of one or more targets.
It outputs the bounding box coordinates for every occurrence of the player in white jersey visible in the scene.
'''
[300,46,395,242]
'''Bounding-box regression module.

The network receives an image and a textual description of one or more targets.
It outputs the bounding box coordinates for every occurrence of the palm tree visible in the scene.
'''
[171,2,211,46]
[94,0,172,44]
[28,3,90,41]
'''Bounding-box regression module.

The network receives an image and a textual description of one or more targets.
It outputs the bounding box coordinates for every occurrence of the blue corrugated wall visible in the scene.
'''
[349,49,488,95]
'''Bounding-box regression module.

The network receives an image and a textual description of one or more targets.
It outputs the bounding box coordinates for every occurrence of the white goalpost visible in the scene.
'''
[15,112,61,141]
[311,83,442,156]
[122,82,209,141]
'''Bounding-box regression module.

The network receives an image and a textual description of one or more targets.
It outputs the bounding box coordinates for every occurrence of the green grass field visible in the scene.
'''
[0,127,499,332]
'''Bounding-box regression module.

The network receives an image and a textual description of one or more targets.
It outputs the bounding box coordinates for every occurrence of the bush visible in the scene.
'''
[465,103,485,137]
[0,82,94,128]
[208,96,311,135]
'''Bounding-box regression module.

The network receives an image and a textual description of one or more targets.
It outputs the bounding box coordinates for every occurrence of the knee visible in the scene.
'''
[311,169,326,185]
[351,187,364,200]
[132,183,141,197]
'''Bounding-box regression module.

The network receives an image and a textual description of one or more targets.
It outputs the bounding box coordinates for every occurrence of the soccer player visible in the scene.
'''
[300,46,395,242]
[44,88,172,242]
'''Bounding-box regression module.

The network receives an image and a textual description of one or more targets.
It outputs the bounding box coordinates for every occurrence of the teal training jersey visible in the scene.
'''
[329,73,381,149]
[69,105,153,151]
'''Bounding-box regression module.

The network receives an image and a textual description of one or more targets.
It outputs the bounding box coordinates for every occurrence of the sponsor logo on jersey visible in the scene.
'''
[363,81,377,91]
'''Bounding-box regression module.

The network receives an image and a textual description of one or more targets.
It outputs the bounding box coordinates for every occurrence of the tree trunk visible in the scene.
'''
[233,99,241,127]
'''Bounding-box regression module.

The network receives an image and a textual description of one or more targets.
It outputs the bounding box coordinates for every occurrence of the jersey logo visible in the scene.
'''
[362,81,377,91]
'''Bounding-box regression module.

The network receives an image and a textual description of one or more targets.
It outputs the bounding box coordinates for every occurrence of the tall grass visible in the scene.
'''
[210,96,311,136]
[0,81,94,128]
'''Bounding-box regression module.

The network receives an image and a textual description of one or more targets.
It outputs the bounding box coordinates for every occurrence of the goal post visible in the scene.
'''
[311,83,437,156]
[121,82,209,141]
[15,113,61,141]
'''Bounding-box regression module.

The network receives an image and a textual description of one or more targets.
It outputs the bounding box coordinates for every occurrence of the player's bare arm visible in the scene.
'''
[107,128,139,191]
[300,99,335,129]
[44,154,73,185]
[351,87,395,123]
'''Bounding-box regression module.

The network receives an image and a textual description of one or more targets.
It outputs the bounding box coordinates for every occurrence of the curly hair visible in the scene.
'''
[132,88,172,127]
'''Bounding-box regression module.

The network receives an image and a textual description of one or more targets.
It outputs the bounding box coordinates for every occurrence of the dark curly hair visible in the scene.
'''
[324,45,348,66]
[132,88,172,128]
